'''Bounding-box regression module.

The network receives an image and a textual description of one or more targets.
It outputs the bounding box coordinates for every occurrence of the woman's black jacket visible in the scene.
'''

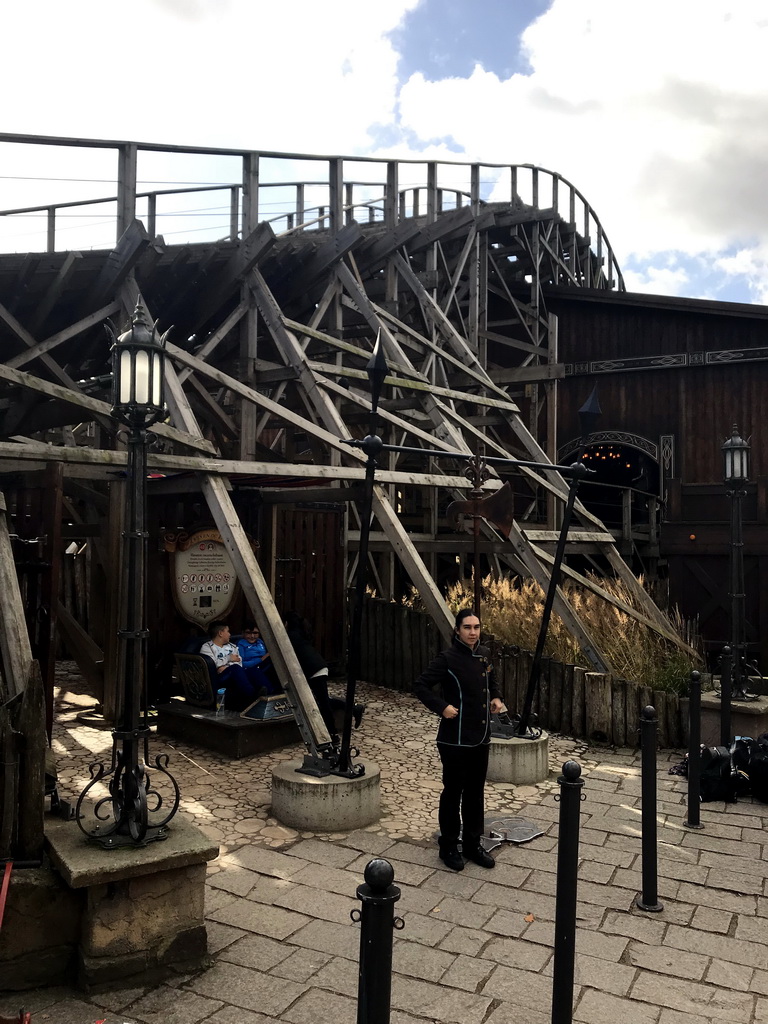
[413,636,501,747]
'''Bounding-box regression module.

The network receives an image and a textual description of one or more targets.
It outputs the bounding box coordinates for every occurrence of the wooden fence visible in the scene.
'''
[361,597,691,749]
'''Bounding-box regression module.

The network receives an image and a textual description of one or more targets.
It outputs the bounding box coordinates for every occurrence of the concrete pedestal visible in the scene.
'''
[487,732,550,785]
[44,813,218,990]
[272,759,381,831]
[700,694,768,746]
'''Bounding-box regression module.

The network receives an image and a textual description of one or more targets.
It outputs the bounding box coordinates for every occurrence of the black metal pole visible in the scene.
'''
[517,463,588,736]
[339,339,388,776]
[339,432,381,775]
[551,760,584,1024]
[636,705,663,912]
[730,484,745,699]
[719,646,732,748]
[355,858,402,1024]
[110,424,151,840]
[684,671,704,830]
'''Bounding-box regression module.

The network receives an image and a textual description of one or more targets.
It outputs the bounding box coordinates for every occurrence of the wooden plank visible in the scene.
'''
[538,657,551,730]
[0,439,496,490]
[372,483,453,644]
[16,659,46,861]
[0,707,17,859]
[372,301,512,400]
[653,691,669,748]
[548,659,564,734]
[7,302,121,369]
[199,475,331,752]
[177,300,249,384]
[0,362,215,455]
[625,680,641,747]
[611,678,627,747]
[585,671,612,743]
[572,666,586,737]
[25,251,82,336]
[56,600,104,697]
[86,219,150,308]
[527,539,695,654]
[561,663,574,737]
[0,492,33,701]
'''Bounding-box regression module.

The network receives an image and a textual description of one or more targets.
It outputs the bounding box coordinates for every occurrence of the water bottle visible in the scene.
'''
[216,687,226,714]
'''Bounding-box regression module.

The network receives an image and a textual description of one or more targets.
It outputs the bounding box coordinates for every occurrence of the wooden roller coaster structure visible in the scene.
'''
[0,133,690,754]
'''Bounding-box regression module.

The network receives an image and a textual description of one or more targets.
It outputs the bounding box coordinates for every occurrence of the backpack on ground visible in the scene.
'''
[699,745,737,802]
[748,734,768,802]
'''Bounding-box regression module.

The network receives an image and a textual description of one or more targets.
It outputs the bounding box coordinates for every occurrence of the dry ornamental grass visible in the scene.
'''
[411,573,702,695]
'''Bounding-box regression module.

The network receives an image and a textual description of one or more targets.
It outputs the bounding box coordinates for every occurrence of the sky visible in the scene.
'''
[2,0,768,304]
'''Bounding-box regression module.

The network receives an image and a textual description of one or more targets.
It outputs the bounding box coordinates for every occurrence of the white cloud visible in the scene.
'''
[392,1,768,301]
[3,0,768,302]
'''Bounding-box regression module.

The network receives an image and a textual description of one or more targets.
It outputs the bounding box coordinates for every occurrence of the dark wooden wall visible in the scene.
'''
[544,287,768,670]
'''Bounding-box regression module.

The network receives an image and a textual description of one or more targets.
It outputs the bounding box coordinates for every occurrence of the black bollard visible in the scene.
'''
[719,646,733,748]
[684,671,704,830]
[551,760,584,1024]
[636,705,663,912]
[353,858,403,1024]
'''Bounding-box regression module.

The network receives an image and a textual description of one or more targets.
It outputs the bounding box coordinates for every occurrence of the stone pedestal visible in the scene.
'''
[45,813,218,990]
[272,759,381,831]
[700,694,768,746]
[487,732,550,785]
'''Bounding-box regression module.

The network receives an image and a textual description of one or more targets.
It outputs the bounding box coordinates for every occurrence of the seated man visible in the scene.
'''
[199,621,268,712]
[238,623,280,693]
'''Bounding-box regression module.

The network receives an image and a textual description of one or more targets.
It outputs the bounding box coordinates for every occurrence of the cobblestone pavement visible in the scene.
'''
[4,662,768,1023]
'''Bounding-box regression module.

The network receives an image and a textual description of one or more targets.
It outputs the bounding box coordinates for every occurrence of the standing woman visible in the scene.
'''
[413,608,504,871]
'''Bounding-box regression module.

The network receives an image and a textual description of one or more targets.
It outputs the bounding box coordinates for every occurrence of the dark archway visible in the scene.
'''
[560,433,660,530]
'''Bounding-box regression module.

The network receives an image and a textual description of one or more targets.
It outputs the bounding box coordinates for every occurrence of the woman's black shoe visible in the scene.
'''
[439,844,464,871]
[465,845,495,869]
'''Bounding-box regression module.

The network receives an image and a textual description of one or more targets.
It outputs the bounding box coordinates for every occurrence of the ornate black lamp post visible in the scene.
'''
[721,425,753,704]
[76,306,180,846]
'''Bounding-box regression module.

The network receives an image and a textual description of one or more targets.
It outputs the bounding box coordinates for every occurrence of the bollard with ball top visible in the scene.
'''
[352,858,403,1024]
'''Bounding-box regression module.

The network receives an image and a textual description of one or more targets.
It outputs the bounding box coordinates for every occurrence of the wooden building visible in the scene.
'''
[0,133,721,727]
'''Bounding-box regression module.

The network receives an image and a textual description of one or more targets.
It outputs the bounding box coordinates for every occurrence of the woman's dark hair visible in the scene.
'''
[284,611,314,642]
[454,607,479,631]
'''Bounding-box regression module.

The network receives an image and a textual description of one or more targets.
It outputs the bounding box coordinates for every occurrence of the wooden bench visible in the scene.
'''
[156,652,300,759]
[156,700,300,758]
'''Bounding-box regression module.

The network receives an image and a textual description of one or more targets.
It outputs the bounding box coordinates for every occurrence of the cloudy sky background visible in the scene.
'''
[2,0,767,303]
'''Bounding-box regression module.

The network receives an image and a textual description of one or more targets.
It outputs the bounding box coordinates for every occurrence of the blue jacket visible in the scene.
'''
[237,636,268,670]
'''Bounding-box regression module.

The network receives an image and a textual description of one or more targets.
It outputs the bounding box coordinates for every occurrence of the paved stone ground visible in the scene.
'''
[4,662,768,1023]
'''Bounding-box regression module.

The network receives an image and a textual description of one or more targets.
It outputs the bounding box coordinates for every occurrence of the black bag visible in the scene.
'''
[699,745,737,802]
[748,734,768,802]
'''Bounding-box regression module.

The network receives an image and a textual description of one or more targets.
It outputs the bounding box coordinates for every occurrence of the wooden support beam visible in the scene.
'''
[199,475,332,752]
[25,251,82,337]
[0,298,107,406]
[0,362,215,454]
[86,220,151,310]
[0,439,496,489]
[506,517,613,674]
[16,659,45,861]
[0,492,33,701]
[7,302,121,370]
[280,222,364,304]
[188,221,276,327]
[371,483,453,645]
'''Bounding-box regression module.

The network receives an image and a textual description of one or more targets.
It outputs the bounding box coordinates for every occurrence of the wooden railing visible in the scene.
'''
[0,133,624,289]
